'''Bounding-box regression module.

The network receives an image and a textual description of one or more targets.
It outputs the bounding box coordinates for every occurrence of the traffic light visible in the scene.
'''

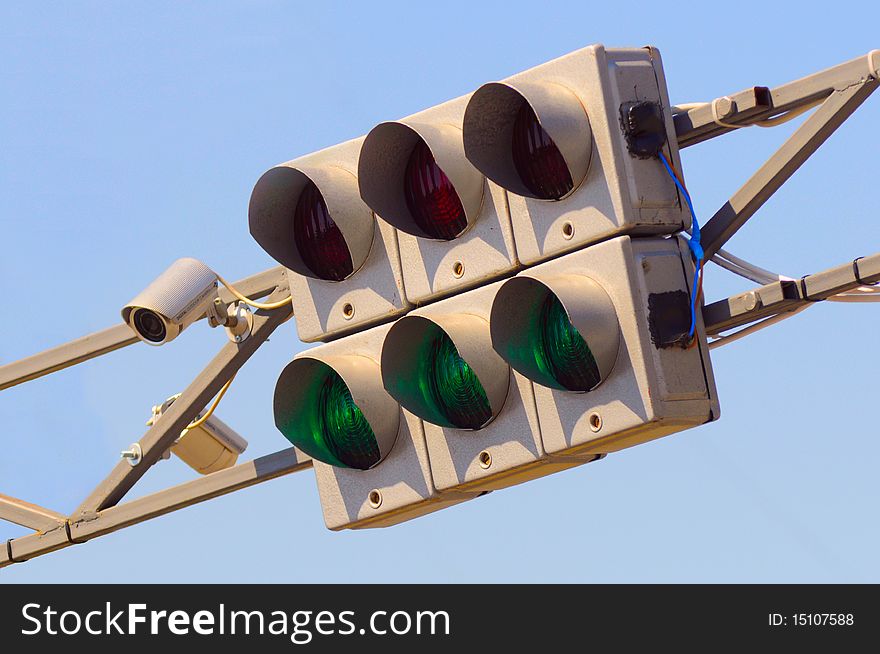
[248,138,410,342]
[462,44,687,264]
[357,97,517,304]
[273,323,473,529]
[380,282,598,495]
[491,235,718,458]
[251,43,719,531]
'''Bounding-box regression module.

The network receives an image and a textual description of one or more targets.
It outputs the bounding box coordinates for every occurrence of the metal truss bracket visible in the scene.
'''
[0,267,313,569]
[703,252,880,336]
[673,51,879,260]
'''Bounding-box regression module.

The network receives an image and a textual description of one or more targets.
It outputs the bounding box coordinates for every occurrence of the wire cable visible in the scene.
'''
[708,305,810,350]
[658,151,703,342]
[711,249,880,302]
[216,275,293,310]
[186,374,236,429]
[753,98,823,128]
[672,97,824,129]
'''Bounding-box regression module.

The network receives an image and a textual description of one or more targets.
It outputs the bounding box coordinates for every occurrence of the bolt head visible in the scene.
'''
[715,96,735,118]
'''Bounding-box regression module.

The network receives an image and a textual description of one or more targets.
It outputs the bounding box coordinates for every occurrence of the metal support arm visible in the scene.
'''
[672,50,879,261]
[674,51,880,147]
[0,494,67,532]
[703,252,880,336]
[699,79,877,260]
[74,281,293,515]
[2,448,312,567]
[1,269,311,569]
[0,266,284,392]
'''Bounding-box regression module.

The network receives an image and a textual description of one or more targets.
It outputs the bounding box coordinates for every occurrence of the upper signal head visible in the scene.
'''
[463,81,591,201]
[358,121,484,240]
[249,163,374,282]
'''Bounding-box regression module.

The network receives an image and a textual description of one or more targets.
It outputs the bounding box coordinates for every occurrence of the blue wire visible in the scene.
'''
[658,151,702,338]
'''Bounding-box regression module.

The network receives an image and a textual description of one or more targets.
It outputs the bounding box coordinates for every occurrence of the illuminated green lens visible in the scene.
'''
[387,322,493,430]
[277,366,380,470]
[424,329,493,430]
[536,293,601,392]
[318,371,380,469]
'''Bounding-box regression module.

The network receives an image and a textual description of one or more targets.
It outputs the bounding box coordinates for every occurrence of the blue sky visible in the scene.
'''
[1,1,878,582]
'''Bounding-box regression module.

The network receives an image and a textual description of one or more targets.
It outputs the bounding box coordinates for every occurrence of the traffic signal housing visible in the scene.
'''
[462,45,687,265]
[249,138,410,342]
[358,97,518,304]
[380,282,599,495]
[274,323,473,530]
[258,43,720,531]
[491,235,719,458]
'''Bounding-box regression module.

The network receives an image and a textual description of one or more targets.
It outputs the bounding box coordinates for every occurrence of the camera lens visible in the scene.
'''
[133,309,167,343]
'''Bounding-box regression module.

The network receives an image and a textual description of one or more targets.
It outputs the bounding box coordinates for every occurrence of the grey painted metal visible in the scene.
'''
[699,77,877,261]
[7,522,72,564]
[675,87,771,148]
[675,51,880,147]
[213,266,287,305]
[74,284,293,515]
[249,137,409,343]
[0,266,284,392]
[802,254,880,300]
[357,96,517,306]
[0,448,311,568]
[0,324,138,391]
[0,494,66,532]
[464,45,688,267]
[703,251,880,335]
[702,280,801,336]
[68,448,311,543]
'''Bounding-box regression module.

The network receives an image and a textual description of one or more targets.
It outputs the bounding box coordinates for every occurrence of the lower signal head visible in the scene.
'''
[381,314,510,430]
[490,274,620,392]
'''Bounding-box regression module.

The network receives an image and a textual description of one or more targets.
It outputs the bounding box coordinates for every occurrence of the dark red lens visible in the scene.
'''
[404,140,468,240]
[293,181,354,281]
[511,102,573,200]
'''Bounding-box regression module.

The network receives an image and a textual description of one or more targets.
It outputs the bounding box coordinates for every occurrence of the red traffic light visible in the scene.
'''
[293,180,355,282]
[404,140,469,240]
[511,102,574,201]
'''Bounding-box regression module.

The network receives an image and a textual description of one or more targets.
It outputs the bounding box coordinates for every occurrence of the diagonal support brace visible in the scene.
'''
[699,76,878,261]
[73,282,293,516]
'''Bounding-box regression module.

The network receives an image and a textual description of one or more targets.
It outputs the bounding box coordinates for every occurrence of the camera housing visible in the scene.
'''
[122,258,219,345]
[147,395,249,474]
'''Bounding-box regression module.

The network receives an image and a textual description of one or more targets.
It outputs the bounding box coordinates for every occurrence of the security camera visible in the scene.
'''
[122,258,220,345]
[143,395,248,474]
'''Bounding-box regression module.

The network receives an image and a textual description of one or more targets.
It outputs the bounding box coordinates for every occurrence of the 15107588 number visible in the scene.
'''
[768,613,854,627]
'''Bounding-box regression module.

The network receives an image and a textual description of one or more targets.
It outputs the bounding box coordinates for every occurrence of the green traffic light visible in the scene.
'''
[276,364,380,470]
[536,293,601,392]
[386,320,493,430]
[424,328,493,430]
